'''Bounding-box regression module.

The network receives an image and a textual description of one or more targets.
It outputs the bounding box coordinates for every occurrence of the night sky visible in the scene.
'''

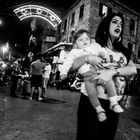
[0,0,76,37]
[0,0,139,55]
[0,0,76,55]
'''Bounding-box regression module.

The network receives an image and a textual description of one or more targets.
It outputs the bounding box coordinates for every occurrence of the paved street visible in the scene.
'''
[0,86,140,140]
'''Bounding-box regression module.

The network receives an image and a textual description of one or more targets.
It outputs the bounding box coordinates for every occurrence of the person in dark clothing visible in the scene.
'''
[10,60,21,97]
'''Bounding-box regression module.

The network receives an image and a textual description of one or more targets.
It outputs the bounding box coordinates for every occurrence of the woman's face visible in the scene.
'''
[109,16,123,40]
[75,33,91,49]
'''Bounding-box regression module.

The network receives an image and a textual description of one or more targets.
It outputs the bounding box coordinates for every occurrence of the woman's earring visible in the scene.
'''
[118,37,121,42]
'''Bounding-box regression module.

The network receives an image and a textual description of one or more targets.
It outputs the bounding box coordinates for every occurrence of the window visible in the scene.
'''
[64,19,67,31]
[128,42,136,62]
[79,4,84,19]
[138,47,140,58]
[128,42,136,59]
[57,24,61,35]
[71,12,75,26]
[46,36,56,42]
[69,36,72,42]
[130,18,136,35]
[99,3,112,18]
[128,43,133,53]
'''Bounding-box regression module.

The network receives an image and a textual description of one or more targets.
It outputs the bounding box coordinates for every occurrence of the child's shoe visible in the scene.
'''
[95,105,107,122]
[110,104,124,113]
[97,111,107,122]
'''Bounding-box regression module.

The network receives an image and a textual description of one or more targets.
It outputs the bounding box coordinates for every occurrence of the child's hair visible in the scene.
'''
[72,29,91,44]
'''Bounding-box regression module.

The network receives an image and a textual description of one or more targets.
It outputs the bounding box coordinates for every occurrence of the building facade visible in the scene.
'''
[58,0,140,63]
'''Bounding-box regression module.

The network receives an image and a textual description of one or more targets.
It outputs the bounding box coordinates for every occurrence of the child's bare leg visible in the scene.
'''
[84,80,107,122]
[105,80,124,113]
[30,86,35,100]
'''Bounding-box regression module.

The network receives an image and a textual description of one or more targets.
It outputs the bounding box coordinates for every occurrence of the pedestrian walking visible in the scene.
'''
[10,60,21,97]
[42,59,51,98]
[29,54,47,101]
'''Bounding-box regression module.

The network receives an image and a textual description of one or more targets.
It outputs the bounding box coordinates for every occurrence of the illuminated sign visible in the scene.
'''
[46,36,56,42]
[14,5,61,27]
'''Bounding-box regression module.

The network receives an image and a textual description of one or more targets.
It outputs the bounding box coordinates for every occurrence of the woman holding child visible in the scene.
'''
[70,13,137,140]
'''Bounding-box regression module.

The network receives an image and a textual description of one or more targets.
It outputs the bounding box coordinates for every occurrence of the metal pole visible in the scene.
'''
[2,49,4,59]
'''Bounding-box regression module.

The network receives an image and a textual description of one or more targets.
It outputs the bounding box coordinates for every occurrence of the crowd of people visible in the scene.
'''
[7,13,137,140]
[8,54,52,100]
[29,54,51,100]
[8,53,80,101]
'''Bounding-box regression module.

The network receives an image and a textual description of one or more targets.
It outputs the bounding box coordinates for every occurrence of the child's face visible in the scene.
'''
[75,33,91,49]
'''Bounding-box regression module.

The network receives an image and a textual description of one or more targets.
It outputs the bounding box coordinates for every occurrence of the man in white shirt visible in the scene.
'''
[42,61,52,98]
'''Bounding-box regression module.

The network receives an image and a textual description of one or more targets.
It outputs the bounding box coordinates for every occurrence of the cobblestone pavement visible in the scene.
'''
[118,96,140,140]
[0,86,140,140]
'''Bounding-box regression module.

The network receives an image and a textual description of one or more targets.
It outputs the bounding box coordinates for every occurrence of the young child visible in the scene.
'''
[60,29,123,122]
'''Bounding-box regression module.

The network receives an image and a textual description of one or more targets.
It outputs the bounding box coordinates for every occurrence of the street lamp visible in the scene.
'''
[2,42,9,59]
[0,19,3,26]
[2,47,7,59]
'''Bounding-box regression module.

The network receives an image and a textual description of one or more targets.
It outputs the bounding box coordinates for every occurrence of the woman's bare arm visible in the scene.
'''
[71,54,103,71]
[93,60,137,85]
[70,55,87,71]
[115,60,137,76]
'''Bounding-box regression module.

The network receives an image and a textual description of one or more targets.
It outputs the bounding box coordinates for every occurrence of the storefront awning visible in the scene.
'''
[42,42,73,57]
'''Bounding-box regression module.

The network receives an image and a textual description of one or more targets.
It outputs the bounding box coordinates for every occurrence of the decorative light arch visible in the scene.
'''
[14,5,61,28]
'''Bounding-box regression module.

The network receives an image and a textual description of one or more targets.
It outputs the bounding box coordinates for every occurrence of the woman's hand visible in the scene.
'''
[93,69,116,85]
[86,54,103,69]
[71,54,103,71]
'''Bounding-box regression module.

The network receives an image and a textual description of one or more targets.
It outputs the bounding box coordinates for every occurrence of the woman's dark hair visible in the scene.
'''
[95,13,124,47]
[72,29,91,44]
[95,13,131,62]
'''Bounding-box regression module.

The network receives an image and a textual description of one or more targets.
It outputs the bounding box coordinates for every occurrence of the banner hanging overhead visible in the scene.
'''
[14,5,61,27]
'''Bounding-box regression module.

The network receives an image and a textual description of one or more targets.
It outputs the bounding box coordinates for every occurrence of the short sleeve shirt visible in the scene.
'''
[42,64,52,78]
[81,47,128,100]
